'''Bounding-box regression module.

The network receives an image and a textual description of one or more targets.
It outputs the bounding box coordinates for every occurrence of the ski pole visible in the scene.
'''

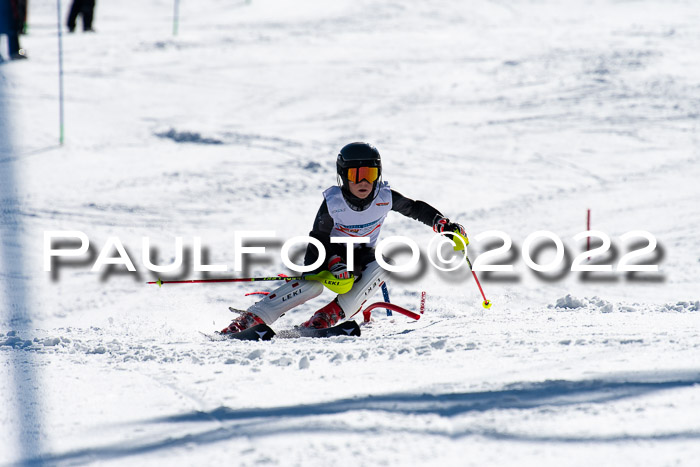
[57,0,65,145]
[147,270,354,294]
[149,277,293,286]
[451,231,492,309]
[173,0,180,36]
[463,253,492,309]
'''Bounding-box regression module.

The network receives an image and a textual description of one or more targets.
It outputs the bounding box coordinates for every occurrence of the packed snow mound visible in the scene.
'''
[552,295,615,312]
[551,296,700,314]
[660,301,700,312]
[0,331,69,349]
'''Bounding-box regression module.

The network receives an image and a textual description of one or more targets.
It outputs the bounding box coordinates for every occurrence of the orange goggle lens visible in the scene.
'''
[347,166,379,184]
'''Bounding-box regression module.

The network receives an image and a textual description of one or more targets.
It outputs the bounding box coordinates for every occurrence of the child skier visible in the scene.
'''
[221,142,467,334]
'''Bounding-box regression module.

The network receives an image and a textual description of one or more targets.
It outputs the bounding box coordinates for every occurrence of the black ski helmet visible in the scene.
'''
[336,142,382,210]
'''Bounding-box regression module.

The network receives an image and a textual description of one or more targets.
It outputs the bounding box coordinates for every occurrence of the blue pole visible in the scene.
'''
[381,282,392,316]
[57,0,64,145]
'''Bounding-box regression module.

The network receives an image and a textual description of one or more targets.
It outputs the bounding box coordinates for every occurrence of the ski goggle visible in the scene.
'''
[347,166,379,184]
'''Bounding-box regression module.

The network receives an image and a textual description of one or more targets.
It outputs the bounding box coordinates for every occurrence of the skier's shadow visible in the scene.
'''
[23,370,700,465]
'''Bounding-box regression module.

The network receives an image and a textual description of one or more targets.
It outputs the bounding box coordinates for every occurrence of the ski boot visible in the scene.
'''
[10,49,28,60]
[301,299,345,329]
[220,310,265,335]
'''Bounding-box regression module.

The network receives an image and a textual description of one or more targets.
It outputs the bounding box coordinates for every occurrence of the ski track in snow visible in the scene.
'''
[2,0,700,465]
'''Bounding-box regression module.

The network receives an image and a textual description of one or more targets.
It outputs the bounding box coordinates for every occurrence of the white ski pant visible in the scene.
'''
[337,260,388,319]
[247,261,389,325]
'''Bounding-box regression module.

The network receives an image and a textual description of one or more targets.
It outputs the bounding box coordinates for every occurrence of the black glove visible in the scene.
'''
[327,255,350,280]
[433,216,468,240]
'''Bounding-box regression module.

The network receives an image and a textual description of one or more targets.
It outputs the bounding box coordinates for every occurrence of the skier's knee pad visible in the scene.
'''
[248,279,324,324]
[337,261,389,319]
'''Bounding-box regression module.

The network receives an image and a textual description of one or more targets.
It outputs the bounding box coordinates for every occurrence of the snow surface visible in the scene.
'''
[1,0,700,465]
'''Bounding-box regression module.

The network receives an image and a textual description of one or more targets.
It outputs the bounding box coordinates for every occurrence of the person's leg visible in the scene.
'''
[336,260,388,319]
[18,0,27,34]
[8,30,26,59]
[221,278,324,333]
[302,260,389,328]
[82,0,95,31]
[8,32,20,56]
[66,0,81,32]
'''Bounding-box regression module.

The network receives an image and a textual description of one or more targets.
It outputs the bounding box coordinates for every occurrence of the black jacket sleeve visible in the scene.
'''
[391,189,442,227]
[303,200,345,268]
